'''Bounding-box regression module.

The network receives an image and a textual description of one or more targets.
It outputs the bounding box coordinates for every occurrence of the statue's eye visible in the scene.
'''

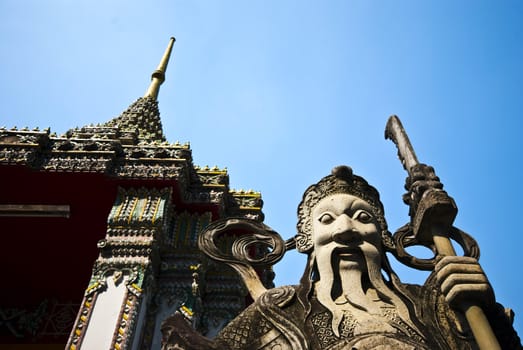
[318,213,334,224]
[355,211,372,223]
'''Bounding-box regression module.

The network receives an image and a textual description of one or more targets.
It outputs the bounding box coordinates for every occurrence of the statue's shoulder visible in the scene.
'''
[219,285,299,333]
[215,285,306,350]
[256,285,298,309]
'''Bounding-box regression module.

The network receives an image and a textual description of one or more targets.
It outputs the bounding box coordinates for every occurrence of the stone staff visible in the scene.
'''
[385,115,501,350]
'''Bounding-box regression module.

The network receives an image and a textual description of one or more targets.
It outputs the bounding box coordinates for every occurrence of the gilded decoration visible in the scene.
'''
[68,295,96,350]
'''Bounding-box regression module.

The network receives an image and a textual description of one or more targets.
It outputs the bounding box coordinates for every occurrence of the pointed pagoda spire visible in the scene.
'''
[144,37,176,100]
[75,37,177,144]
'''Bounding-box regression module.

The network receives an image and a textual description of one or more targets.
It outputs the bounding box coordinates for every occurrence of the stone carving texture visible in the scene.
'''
[161,166,521,350]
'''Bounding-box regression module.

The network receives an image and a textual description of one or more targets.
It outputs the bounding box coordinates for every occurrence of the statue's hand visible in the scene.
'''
[403,163,443,207]
[435,256,495,312]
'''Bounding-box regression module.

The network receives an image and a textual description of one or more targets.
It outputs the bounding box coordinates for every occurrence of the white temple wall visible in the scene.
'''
[81,275,128,349]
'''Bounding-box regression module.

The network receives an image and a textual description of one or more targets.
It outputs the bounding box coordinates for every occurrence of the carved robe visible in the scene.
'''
[162,276,521,350]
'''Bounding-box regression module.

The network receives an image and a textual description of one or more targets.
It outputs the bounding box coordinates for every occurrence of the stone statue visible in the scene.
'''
[161,165,521,349]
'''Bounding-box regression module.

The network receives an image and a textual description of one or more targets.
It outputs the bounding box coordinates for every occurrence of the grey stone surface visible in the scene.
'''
[162,166,521,349]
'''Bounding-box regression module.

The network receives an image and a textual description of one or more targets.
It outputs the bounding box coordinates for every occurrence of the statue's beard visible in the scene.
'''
[315,242,418,337]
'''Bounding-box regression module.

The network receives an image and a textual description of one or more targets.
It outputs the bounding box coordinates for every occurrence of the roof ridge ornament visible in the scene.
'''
[144,37,176,100]
[86,37,175,143]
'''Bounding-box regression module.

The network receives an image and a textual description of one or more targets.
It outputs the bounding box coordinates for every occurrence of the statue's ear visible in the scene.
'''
[295,231,313,253]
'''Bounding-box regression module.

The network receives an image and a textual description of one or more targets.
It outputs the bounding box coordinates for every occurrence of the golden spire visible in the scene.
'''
[144,37,176,100]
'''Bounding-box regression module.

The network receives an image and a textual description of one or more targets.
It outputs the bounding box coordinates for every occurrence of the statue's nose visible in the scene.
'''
[332,215,358,244]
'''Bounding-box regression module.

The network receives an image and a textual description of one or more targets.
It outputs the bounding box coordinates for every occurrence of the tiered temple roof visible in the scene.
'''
[0,37,267,349]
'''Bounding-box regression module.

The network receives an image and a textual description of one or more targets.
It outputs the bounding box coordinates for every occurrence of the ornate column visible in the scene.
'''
[66,187,172,350]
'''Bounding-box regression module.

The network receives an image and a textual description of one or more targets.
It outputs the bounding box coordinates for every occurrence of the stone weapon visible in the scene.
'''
[385,115,501,350]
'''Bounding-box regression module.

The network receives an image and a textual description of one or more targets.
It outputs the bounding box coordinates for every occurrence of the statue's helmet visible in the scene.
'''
[295,165,394,253]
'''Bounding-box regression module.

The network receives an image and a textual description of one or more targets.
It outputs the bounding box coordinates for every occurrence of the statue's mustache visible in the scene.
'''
[327,240,376,260]
[329,246,363,264]
[332,246,362,254]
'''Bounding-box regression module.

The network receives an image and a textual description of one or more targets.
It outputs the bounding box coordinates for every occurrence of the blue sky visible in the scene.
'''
[2,0,522,335]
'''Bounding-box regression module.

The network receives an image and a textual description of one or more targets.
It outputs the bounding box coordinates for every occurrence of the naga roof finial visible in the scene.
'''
[144,37,176,100]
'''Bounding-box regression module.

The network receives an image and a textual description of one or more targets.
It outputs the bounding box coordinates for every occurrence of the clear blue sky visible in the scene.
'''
[2,0,522,335]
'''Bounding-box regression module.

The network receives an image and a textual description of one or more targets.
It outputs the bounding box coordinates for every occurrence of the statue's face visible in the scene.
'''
[312,193,381,272]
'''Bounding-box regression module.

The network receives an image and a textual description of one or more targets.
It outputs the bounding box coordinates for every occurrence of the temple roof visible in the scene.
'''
[73,37,175,144]
[99,37,175,143]
[103,96,165,143]
[0,37,264,221]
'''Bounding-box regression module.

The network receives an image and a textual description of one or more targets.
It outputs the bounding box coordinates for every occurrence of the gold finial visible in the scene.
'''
[144,37,176,100]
